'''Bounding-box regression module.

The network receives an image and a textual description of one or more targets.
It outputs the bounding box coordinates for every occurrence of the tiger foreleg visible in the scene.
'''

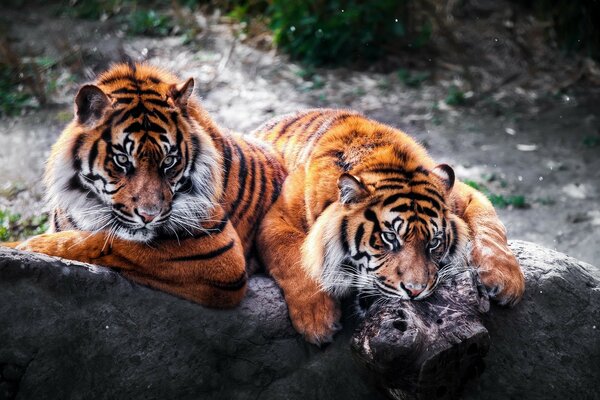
[453,181,525,306]
[15,223,247,308]
[256,195,341,345]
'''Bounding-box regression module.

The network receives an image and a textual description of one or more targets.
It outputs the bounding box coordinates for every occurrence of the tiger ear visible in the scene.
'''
[432,164,455,192]
[338,173,369,204]
[168,77,194,108]
[75,85,110,125]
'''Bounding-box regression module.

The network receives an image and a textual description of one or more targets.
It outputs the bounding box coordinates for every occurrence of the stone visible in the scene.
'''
[0,241,598,400]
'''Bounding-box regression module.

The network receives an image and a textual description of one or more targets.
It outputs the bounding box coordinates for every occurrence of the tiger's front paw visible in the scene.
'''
[16,231,100,263]
[287,290,342,346]
[472,241,525,306]
[16,234,59,254]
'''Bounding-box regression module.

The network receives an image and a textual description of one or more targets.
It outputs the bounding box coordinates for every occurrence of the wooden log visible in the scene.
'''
[350,270,491,400]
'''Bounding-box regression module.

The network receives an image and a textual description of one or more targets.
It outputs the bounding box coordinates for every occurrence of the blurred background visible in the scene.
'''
[0,0,599,264]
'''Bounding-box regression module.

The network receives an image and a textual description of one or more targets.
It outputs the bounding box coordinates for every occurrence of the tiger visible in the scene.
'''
[252,109,525,344]
[2,63,285,308]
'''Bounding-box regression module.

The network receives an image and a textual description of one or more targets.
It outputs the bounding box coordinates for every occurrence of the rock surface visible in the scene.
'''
[0,240,599,400]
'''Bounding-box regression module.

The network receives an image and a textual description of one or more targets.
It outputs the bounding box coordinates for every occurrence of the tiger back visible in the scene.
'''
[5,63,285,308]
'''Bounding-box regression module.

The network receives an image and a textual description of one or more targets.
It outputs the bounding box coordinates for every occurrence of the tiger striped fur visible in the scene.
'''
[3,63,285,308]
[253,109,525,344]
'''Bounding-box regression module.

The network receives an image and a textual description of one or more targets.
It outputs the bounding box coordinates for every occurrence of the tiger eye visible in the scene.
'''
[114,154,129,167]
[163,155,177,168]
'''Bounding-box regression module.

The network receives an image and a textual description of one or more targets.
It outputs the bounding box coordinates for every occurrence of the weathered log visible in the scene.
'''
[351,270,490,400]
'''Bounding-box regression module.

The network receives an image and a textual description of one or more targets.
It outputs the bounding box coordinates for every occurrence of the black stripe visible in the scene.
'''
[171,240,235,261]
[391,203,410,213]
[227,143,248,217]
[376,281,399,295]
[71,133,86,170]
[377,184,405,191]
[194,215,230,238]
[423,187,445,204]
[88,139,99,171]
[114,97,133,105]
[253,159,267,218]
[274,115,302,142]
[352,223,372,261]
[420,206,438,218]
[221,137,233,194]
[145,98,170,108]
[98,77,125,86]
[448,220,458,256]
[366,167,405,175]
[341,217,350,253]
[380,177,408,183]
[153,109,169,125]
[111,87,162,97]
[384,192,441,209]
[236,151,257,221]
[53,210,61,232]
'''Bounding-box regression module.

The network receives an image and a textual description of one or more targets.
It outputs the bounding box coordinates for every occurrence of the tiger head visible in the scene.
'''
[302,164,469,303]
[45,63,222,242]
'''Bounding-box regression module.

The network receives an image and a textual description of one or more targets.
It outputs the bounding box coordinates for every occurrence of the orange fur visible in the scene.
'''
[5,63,285,308]
[253,109,525,344]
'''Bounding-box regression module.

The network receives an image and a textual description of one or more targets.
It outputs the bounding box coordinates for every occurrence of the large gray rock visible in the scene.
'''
[0,240,598,400]
[464,241,600,400]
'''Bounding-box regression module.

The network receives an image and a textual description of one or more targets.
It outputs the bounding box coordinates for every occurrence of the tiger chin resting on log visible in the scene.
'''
[2,63,285,308]
[253,109,525,345]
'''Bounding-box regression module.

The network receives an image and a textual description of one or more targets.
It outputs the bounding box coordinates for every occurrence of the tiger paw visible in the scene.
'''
[16,234,59,254]
[472,241,525,306]
[287,290,342,346]
[16,231,101,263]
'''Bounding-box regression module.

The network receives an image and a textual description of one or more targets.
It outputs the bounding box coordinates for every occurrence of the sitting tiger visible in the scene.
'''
[253,109,525,344]
[2,63,285,308]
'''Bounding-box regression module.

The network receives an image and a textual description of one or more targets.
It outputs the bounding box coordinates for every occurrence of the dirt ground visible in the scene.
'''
[1,5,599,266]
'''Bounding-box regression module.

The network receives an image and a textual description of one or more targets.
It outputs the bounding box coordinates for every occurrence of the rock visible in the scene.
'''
[0,250,382,400]
[0,241,598,400]
[463,241,600,400]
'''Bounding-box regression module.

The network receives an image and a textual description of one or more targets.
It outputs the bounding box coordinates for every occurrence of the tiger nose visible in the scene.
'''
[401,282,426,298]
[136,207,160,223]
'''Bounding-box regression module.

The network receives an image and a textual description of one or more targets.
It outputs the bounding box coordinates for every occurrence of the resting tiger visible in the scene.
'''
[253,109,525,344]
[2,63,285,308]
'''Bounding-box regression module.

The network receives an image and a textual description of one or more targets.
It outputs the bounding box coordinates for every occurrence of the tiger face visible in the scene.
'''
[45,64,221,242]
[302,164,469,302]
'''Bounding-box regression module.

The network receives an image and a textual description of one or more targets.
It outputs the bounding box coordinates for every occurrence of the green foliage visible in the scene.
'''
[0,65,32,117]
[582,135,600,148]
[522,0,600,60]
[269,0,425,66]
[397,68,430,88]
[445,85,466,106]
[128,10,173,36]
[0,209,48,242]
[65,0,123,19]
[463,179,528,209]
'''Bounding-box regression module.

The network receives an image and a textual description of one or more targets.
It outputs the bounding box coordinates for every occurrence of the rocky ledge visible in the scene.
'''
[0,240,598,400]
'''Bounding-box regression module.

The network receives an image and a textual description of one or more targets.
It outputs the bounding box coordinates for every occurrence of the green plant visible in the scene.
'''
[269,0,427,65]
[522,0,600,60]
[397,68,430,87]
[582,135,600,147]
[445,85,466,106]
[61,0,123,20]
[463,180,528,209]
[0,209,49,242]
[128,9,173,36]
[0,65,32,117]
